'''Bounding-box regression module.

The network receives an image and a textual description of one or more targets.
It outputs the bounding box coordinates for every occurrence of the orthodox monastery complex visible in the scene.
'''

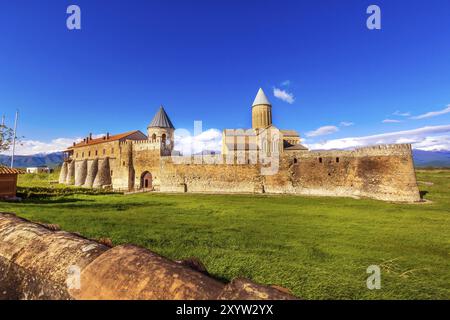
[59,89,421,202]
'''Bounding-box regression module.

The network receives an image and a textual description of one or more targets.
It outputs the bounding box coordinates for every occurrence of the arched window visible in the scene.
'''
[162,133,166,143]
[152,133,156,141]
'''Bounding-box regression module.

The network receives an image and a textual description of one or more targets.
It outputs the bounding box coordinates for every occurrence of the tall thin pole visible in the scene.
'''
[10,110,18,168]
[1,115,4,152]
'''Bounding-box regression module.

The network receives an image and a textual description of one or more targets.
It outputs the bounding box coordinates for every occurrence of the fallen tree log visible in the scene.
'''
[0,212,296,300]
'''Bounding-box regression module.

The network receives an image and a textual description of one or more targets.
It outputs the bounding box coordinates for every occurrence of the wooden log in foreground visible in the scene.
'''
[0,212,297,300]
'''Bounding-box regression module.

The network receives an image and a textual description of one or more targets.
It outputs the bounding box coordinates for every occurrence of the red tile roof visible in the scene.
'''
[0,166,24,174]
[67,130,146,149]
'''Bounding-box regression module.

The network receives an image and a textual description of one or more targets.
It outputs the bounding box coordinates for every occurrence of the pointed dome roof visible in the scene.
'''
[148,105,175,129]
[252,88,271,107]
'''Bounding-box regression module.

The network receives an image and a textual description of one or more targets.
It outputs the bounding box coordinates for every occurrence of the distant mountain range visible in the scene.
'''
[412,150,450,168]
[0,150,449,168]
[0,152,64,168]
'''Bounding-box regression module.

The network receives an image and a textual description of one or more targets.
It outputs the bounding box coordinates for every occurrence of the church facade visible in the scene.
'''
[59,89,421,202]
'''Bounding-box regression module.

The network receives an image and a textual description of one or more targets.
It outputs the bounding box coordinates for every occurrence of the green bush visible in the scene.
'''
[17,186,119,199]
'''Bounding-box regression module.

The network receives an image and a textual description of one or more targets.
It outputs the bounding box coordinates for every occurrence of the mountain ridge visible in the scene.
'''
[0,152,64,168]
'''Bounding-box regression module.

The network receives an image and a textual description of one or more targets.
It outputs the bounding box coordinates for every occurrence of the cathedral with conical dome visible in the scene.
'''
[59,88,420,202]
[222,88,308,156]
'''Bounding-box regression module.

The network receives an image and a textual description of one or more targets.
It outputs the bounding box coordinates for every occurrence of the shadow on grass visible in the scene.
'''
[420,190,429,199]
[20,197,91,204]
[18,201,176,211]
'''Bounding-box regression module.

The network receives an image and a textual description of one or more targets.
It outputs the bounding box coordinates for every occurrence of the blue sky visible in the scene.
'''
[1,0,450,154]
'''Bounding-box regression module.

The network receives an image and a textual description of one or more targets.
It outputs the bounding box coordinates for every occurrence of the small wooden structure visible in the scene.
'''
[0,166,23,198]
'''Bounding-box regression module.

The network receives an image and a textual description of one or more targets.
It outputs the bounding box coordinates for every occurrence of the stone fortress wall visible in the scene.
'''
[58,89,421,203]
[59,137,174,191]
[271,143,420,202]
[155,143,420,202]
[60,140,420,202]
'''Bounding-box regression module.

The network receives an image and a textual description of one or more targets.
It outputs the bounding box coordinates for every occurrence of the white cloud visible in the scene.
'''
[412,135,450,151]
[273,88,295,104]
[340,121,354,127]
[8,137,81,155]
[411,105,450,119]
[306,125,339,137]
[174,128,222,155]
[6,129,223,157]
[7,133,106,156]
[382,119,402,123]
[393,110,411,117]
[281,80,291,87]
[305,125,450,151]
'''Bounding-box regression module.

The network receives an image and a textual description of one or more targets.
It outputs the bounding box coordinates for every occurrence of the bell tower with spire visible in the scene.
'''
[147,105,175,152]
[252,88,272,130]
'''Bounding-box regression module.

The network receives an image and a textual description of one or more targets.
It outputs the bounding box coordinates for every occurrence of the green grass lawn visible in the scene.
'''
[1,170,449,299]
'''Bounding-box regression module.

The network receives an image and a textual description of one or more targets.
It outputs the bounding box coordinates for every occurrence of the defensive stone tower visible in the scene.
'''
[93,157,112,188]
[66,160,75,185]
[59,162,68,184]
[74,159,87,186]
[84,158,99,188]
[252,88,272,130]
[147,105,175,152]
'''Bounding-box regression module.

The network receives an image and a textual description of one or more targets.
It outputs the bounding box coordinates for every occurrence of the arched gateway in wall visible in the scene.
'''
[140,171,153,190]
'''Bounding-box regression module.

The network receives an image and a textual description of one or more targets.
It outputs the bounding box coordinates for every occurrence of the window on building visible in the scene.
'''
[82,152,84,158]
[110,170,113,176]
[152,133,156,141]
[88,151,91,157]
[111,148,114,154]
[76,153,79,158]
[95,150,98,156]
[162,134,166,144]
[103,149,105,155]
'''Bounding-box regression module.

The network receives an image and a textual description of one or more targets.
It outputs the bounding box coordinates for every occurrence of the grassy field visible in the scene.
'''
[0,170,449,299]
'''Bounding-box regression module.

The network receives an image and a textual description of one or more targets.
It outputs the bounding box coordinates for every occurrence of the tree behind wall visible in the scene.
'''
[0,124,14,152]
